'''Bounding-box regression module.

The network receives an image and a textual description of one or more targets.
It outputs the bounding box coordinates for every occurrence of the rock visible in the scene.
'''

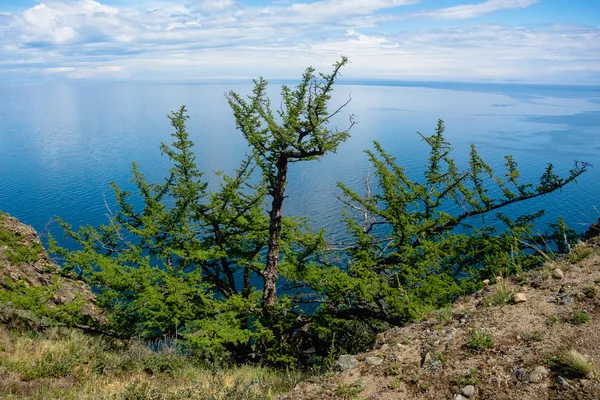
[552,268,564,279]
[380,343,389,351]
[0,214,105,324]
[334,355,358,371]
[559,296,574,306]
[513,368,529,382]
[453,394,468,400]
[528,366,549,383]
[482,279,490,286]
[365,356,384,366]
[512,293,527,303]
[461,385,475,397]
[556,376,576,390]
[428,358,442,371]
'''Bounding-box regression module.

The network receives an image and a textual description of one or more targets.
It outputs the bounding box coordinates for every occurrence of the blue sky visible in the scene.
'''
[0,0,599,83]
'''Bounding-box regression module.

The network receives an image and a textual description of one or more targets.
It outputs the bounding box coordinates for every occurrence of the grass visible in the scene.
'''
[547,349,598,379]
[583,286,598,299]
[465,330,494,354]
[0,221,42,265]
[455,368,480,387]
[546,315,559,327]
[521,330,544,342]
[572,310,591,325]
[568,246,594,264]
[433,307,453,325]
[334,380,364,399]
[0,326,303,399]
[487,280,513,307]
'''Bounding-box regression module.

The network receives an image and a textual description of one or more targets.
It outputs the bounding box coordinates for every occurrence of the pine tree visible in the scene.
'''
[298,119,589,354]
[226,57,354,312]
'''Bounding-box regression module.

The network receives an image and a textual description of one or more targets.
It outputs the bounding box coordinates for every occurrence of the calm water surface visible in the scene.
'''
[1,81,599,247]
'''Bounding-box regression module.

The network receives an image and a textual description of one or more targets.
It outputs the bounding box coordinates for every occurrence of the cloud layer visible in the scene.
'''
[0,0,598,84]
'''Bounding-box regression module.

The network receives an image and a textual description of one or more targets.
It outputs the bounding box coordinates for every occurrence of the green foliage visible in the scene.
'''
[521,330,544,342]
[571,310,591,325]
[465,330,494,353]
[547,349,597,379]
[583,286,597,299]
[335,380,364,399]
[569,246,594,263]
[50,106,275,362]
[46,59,589,367]
[0,223,42,265]
[455,368,480,386]
[297,118,588,355]
[226,57,352,311]
[487,280,513,307]
[0,277,89,329]
[433,307,454,325]
[388,378,403,390]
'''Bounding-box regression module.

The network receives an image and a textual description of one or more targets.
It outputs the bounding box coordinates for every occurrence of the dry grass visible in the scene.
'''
[558,349,598,379]
[0,326,303,399]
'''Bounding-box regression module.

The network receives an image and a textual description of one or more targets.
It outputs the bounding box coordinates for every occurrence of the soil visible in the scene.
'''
[283,233,600,400]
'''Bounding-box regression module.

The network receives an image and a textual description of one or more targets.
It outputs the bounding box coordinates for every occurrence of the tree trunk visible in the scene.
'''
[242,266,251,299]
[262,156,288,311]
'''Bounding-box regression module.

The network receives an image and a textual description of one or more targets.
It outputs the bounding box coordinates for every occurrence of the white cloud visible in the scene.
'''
[198,0,235,13]
[0,0,598,84]
[421,0,540,20]
[44,66,76,73]
[42,64,126,78]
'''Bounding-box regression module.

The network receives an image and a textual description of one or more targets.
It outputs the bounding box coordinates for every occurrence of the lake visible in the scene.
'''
[1,81,599,248]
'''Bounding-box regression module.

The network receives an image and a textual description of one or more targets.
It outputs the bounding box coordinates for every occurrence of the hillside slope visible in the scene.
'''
[0,212,104,325]
[285,223,600,400]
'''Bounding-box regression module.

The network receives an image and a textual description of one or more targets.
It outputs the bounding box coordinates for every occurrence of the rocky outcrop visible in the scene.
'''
[284,228,600,400]
[0,213,104,324]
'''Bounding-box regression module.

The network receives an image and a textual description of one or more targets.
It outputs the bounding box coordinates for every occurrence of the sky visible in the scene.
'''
[0,0,599,84]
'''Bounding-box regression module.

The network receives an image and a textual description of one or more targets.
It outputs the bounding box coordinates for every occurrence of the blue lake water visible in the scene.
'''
[0,81,599,248]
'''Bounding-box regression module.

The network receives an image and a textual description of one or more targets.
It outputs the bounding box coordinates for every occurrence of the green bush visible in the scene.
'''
[49,59,589,366]
[465,330,494,353]
[572,310,591,325]
[20,346,81,381]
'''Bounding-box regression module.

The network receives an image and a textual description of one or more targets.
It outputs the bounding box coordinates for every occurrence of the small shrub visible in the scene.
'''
[20,348,80,381]
[568,246,593,263]
[522,330,544,342]
[456,368,480,386]
[388,378,403,390]
[335,381,364,399]
[142,353,185,376]
[572,310,591,325]
[434,307,453,325]
[7,243,41,265]
[487,281,512,307]
[419,381,432,392]
[401,334,415,345]
[583,286,597,299]
[465,330,494,354]
[92,350,136,375]
[548,349,597,379]
[546,315,559,327]
[121,382,156,400]
[385,363,401,376]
